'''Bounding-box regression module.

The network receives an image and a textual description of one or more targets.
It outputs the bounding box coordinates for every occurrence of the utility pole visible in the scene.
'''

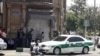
[63,0,66,34]
[84,19,90,38]
[93,0,97,51]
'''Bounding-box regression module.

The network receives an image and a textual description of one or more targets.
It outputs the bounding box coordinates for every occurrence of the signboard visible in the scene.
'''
[83,19,90,27]
[12,10,21,15]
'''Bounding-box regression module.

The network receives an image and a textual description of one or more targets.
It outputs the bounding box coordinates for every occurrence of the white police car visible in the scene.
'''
[0,38,7,49]
[31,35,94,55]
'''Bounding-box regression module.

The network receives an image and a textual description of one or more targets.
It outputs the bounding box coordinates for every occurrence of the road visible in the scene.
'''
[1,49,100,56]
[44,51,100,56]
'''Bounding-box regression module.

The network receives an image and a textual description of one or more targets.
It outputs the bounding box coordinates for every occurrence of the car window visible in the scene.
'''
[68,37,84,42]
[53,36,67,41]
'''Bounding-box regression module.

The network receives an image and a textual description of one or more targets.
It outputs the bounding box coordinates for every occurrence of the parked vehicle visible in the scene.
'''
[0,38,7,50]
[31,34,94,55]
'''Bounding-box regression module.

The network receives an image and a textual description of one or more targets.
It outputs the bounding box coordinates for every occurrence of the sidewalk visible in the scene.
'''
[1,48,100,56]
[1,50,30,56]
[89,47,100,54]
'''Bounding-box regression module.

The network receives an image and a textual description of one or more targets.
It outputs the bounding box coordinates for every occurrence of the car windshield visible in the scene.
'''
[53,36,67,41]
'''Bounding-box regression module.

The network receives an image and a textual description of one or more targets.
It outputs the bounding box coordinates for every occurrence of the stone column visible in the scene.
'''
[7,4,11,33]
[22,5,26,28]
[22,5,27,47]
[2,0,6,29]
[57,0,61,34]
[53,0,60,35]
[60,0,64,34]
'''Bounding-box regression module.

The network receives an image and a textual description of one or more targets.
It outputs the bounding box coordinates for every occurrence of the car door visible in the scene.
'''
[67,37,85,53]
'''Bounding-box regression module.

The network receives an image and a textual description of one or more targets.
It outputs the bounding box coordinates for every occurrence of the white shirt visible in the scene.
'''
[2,32,7,38]
[33,44,40,53]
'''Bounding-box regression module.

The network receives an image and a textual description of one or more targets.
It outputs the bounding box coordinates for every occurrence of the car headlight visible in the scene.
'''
[31,44,35,46]
[41,45,46,47]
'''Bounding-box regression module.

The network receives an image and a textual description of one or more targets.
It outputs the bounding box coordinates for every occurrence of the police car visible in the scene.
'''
[0,38,7,49]
[31,35,94,55]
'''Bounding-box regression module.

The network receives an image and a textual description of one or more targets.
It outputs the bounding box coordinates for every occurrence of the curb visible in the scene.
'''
[0,53,4,56]
[16,48,30,53]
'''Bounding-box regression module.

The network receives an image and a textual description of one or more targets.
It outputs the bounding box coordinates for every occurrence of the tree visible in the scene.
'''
[94,7,100,32]
[85,7,95,32]
[67,0,100,35]
[68,0,87,33]
[85,6,100,34]
[66,12,77,31]
[70,0,86,15]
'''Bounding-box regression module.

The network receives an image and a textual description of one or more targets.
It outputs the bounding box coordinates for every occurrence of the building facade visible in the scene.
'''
[0,0,3,27]
[2,0,66,41]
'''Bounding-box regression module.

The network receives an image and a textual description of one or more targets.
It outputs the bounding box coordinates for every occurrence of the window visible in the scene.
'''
[53,36,67,41]
[68,37,84,42]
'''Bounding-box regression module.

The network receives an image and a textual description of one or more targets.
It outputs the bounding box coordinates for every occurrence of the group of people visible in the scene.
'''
[0,27,16,49]
[27,29,44,47]
[16,28,44,47]
[32,39,44,55]
[0,27,45,48]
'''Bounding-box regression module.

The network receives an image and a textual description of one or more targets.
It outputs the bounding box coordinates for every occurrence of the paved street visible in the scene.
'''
[1,48,100,56]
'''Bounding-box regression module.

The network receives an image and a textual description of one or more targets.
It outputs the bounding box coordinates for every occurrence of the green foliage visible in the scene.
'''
[67,0,87,33]
[67,0,100,35]
[66,12,77,31]
[70,0,86,15]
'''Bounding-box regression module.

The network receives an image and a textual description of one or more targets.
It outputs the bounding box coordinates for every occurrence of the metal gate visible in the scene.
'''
[27,14,50,41]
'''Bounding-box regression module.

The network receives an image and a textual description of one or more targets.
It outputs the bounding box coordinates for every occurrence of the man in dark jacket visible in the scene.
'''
[17,28,25,47]
[27,29,34,47]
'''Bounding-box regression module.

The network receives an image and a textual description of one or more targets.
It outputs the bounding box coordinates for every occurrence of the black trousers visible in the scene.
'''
[17,38,23,47]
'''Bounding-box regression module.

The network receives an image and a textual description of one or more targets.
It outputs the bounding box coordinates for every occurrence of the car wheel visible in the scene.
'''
[97,45,100,48]
[82,47,89,54]
[31,53,34,56]
[42,52,46,54]
[30,46,33,51]
[53,47,61,55]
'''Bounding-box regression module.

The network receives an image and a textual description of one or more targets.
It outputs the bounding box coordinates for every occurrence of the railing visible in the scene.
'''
[29,14,54,19]
[29,11,53,15]
[28,9,53,15]
[26,0,52,3]
[6,0,53,3]
[6,0,23,2]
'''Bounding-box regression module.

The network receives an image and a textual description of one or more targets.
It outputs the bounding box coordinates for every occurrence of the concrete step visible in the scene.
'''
[16,48,30,52]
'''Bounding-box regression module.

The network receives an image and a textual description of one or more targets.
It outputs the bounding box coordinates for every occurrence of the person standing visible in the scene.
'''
[17,28,25,47]
[27,28,34,47]
[38,32,44,42]
[2,29,7,42]
[7,38,14,49]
